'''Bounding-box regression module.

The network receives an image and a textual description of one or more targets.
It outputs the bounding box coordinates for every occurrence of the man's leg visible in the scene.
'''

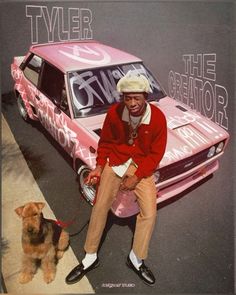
[124,164,157,285]
[132,174,157,259]
[66,163,122,284]
[84,163,122,253]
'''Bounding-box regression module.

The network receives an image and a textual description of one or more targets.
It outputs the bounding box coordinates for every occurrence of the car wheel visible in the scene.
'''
[77,165,96,205]
[17,94,29,121]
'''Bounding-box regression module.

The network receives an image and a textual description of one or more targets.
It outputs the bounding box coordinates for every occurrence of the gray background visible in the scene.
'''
[1,0,235,128]
[1,0,235,292]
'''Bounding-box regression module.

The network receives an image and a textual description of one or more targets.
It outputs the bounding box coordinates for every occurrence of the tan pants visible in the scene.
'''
[84,163,157,259]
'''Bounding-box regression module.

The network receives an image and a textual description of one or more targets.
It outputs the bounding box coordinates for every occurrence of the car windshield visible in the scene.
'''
[68,62,166,117]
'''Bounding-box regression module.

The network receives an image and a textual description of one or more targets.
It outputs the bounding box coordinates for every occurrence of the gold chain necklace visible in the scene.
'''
[127,113,144,145]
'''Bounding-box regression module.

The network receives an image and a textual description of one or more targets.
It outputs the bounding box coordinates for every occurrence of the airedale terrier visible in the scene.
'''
[15,202,69,284]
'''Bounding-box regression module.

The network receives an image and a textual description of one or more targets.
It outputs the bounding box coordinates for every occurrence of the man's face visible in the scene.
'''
[123,93,146,116]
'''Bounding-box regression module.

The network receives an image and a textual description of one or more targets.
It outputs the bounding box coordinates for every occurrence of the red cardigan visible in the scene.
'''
[96,102,167,179]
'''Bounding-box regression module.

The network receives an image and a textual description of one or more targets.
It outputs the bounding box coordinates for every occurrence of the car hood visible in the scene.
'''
[157,97,229,166]
[75,113,106,139]
[75,97,229,167]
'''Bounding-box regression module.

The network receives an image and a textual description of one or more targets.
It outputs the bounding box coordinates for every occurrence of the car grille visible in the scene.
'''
[156,146,218,183]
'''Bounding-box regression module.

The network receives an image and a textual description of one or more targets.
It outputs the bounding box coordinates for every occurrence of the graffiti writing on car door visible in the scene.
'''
[34,93,96,166]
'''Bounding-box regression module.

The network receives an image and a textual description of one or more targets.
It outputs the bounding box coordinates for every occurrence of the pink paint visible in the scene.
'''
[11,41,230,218]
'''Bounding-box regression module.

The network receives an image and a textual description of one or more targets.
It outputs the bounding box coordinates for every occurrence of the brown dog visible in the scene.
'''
[15,202,69,284]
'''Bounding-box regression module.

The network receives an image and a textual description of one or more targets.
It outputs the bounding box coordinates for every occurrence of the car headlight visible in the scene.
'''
[216,141,224,154]
[154,171,161,184]
[207,146,216,158]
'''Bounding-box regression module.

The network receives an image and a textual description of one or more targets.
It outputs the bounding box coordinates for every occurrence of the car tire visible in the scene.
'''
[77,165,96,206]
[17,94,30,121]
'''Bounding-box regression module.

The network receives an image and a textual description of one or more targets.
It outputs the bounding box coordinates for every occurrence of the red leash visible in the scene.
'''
[53,217,90,237]
[55,218,76,228]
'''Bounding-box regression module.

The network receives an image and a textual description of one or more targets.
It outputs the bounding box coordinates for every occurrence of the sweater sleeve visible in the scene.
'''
[135,112,167,179]
[96,109,116,168]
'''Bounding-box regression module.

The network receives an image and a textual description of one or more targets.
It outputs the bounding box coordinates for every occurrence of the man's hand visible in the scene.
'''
[120,175,140,191]
[84,165,103,186]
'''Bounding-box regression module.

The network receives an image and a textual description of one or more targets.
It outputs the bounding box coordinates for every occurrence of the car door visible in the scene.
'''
[36,61,76,156]
[20,54,43,119]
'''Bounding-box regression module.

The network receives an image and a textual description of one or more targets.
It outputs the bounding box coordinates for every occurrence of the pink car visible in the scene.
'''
[11,41,229,217]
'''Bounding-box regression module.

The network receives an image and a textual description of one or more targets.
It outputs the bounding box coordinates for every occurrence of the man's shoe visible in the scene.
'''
[65,258,100,284]
[126,255,156,286]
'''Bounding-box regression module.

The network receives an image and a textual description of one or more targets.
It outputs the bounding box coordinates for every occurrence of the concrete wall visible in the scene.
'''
[1,0,234,131]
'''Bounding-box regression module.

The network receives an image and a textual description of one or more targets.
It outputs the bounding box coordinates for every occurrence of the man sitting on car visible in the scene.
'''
[65,71,167,286]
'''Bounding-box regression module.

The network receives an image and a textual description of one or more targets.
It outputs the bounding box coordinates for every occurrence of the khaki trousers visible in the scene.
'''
[84,163,157,259]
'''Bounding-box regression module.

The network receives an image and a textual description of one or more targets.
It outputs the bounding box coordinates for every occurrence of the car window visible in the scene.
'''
[68,62,166,118]
[39,62,70,117]
[23,54,42,86]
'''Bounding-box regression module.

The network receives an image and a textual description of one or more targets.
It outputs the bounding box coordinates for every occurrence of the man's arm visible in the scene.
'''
[96,110,116,168]
[135,113,167,179]
[85,109,116,185]
[84,165,103,185]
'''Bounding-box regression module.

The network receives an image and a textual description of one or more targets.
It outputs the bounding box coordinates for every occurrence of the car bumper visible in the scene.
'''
[157,159,219,203]
[111,155,221,218]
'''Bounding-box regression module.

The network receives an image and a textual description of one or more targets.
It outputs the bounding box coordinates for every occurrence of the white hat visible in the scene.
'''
[117,71,151,93]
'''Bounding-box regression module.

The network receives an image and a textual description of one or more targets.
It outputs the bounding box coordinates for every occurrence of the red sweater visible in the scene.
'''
[96,102,167,179]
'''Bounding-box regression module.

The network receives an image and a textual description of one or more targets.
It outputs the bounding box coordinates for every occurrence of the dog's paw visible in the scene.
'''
[43,272,56,284]
[19,272,34,284]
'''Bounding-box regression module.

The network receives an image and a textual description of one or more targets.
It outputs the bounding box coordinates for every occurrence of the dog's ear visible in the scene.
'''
[35,202,45,212]
[15,205,24,217]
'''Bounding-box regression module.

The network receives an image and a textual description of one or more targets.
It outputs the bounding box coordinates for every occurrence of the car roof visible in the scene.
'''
[30,40,142,73]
